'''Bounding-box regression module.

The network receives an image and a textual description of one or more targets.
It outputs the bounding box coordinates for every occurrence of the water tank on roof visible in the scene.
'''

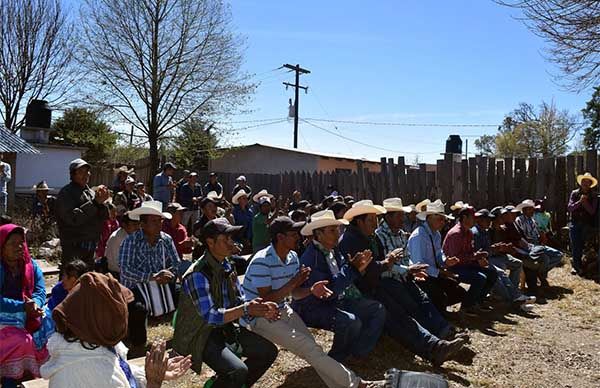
[445,135,462,154]
[25,100,51,129]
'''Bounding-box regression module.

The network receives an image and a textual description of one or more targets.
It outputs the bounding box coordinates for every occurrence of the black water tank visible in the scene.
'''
[25,100,52,129]
[445,135,462,154]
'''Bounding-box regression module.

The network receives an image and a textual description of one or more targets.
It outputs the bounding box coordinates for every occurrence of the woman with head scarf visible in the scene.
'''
[40,272,191,388]
[0,224,55,388]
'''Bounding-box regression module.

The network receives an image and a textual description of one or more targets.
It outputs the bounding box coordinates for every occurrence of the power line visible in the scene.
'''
[303,117,500,128]
[301,119,440,155]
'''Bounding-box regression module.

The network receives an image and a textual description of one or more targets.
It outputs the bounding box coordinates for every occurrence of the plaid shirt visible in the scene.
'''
[514,215,540,244]
[375,220,411,279]
[183,256,245,326]
[119,229,180,289]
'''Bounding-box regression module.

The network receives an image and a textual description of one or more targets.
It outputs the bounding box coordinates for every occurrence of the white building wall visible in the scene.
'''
[16,144,83,194]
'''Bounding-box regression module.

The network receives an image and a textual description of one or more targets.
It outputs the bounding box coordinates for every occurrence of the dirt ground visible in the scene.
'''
[149,263,600,388]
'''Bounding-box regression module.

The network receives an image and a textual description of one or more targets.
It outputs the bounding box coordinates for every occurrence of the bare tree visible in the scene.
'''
[79,0,254,176]
[496,1,600,91]
[0,0,74,132]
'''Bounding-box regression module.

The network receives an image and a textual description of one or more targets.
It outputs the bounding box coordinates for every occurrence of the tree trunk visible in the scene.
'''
[148,134,159,194]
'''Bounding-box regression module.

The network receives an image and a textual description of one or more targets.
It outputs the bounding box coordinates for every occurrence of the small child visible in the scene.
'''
[47,260,88,310]
[96,203,120,259]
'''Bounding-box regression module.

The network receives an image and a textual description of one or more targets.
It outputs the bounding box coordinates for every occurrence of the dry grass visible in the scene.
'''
[146,264,600,388]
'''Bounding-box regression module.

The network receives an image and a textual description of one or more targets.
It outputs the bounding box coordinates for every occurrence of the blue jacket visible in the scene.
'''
[291,242,360,329]
[47,281,69,311]
[0,260,45,327]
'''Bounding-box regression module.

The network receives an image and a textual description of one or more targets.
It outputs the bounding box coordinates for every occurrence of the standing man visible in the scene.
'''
[243,215,386,388]
[153,162,177,207]
[56,158,110,268]
[173,218,279,387]
[113,176,139,218]
[252,191,277,253]
[178,172,203,232]
[204,172,223,197]
[232,175,252,198]
[0,153,11,214]
[32,180,56,221]
[567,172,598,276]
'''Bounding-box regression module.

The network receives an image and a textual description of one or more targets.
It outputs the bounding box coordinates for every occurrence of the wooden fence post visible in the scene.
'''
[555,156,567,227]
[487,157,496,207]
[528,158,537,199]
[496,160,505,205]
[504,157,513,204]
[585,150,598,178]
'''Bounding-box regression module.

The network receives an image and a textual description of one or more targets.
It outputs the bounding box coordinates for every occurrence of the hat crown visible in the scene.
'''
[311,209,337,222]
[139,200,164,212]
[425,199,445,213]
[353,199,374,208]
[383,197,404,207]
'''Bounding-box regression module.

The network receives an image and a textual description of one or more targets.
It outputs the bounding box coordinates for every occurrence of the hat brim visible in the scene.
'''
[384,205,413,213]
[128,208,172,221]
[232,191,249,205]
[577,175,598,188]
[516,203,535,212]
[343,204,387,221]
[252,192,275,203]
[417,211,453,221]
[199,224,244,239]
[301,218,349,236]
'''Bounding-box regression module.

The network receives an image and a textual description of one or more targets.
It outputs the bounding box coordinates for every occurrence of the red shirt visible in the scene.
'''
[162,222,192,257]
[442,222,475,265]
[96,219,120,258]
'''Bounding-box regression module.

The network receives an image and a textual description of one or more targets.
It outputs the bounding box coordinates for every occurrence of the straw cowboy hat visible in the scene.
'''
[128,200,172,221]
[577,172,598,188]
[516,199,535,212]
[206,190,223,200]
[343,200,387,221]
[415,199,431,212]
[301,209,349,236]
[417,199,453,221]
[232,189,249,205]
[450,201,470,211]
[382,198,412,213]
[33,180,52,191]
[114,165,133,174]
[252,189,274,203]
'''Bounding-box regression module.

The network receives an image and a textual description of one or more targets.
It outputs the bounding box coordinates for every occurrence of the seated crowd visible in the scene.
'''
[0,158,597,388]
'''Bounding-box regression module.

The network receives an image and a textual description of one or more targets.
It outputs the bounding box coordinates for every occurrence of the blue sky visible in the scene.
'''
[226,0,591,163]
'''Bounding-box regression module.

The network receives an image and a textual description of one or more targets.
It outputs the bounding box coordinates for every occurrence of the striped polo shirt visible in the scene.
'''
[242,244,300,307]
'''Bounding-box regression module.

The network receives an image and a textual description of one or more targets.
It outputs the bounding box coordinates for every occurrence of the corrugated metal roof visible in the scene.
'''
[0,127,39,154]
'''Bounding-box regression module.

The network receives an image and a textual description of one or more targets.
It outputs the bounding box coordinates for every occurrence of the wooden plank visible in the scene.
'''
[504,157,513,204]
[418,163,427,201]
[407,168,418,203]
[496,160,505,205]
[585,149,598,178]
[461,159,469,202]
[575,154,584,175]
[566,155,576,193]
[397,156,407,200]
[514,158,527,200]
[468,157,477,206]
[442,154,453,205]
[555,156,568,228]
[528,158,538,199]
[536,158,546,200]
[477,156,488,207]
[380,157,389,199]
[388,158,398,196]
[544,158,557,213]
[487,157,496,207]
[452,160,463,203]
[356,161,365,199]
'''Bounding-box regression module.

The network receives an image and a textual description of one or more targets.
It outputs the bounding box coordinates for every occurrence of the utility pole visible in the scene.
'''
[283,63,310,148]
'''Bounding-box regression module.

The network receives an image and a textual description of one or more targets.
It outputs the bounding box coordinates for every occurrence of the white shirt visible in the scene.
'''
[105,228,129,273]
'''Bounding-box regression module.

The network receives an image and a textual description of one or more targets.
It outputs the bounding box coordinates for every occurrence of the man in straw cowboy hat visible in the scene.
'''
[407,200,467,312]
[32,180,56,220]
[515,199,564,287]
[568,172,598,276]
[252,189,278,253]
[119,200,181,354]
[56,158,110,268]
[232,175,253,198]
[374,198,461,339]
[232,189,253,252]
[340,200,468,366]
[293,210,385,364]
[173,218,279,387]
[442,204,498,316]
[113,176,139,219]
[242,214,387,387]
[111,165,133,193]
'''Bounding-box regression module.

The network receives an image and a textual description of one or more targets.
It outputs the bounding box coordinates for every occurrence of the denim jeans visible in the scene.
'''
[539,246,563,275]
[489,254,522,287]
[449,265,498,308]
[379,278,449,337]
[203,327,278,388]
[491,265,522,302]
[374,279,441,361]
[0,194,6,215]
[569,223,592,272]
[330,296,386,362]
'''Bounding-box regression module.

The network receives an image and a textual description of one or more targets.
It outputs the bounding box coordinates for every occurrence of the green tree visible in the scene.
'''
[167,117,222,171]
[581,86,600,150]
[51,107,118,163]
[474,101,579,158]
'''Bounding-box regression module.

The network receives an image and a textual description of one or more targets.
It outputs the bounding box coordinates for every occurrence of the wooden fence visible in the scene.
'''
[90,150,599,229]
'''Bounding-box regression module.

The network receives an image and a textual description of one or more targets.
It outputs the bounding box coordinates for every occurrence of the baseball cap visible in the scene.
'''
[69,158,90,172]
[474,208,495,219]
[269,216,306,238]
[202,218,243,240]
[166,202,187,213]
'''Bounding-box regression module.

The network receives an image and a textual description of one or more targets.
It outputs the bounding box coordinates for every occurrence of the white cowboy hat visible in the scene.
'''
[301,210,349,236]
[382,198,412,213]
[114,165,133,174]
[417,199,453,221]
[450,201,470,211]
[343,200,387,221]
[206,190,223,200]
[415,198,431,212]
[128,200,172,221]
[577,172,598,188]
[232,189,249,205]
[252,189,274,203]
[516,199,536,212]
